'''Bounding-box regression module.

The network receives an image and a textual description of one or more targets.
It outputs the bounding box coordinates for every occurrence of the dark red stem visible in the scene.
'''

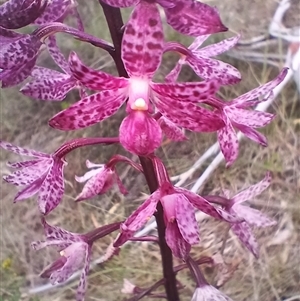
[98,2,179,300]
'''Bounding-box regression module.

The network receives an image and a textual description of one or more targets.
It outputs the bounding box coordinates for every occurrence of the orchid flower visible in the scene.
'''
[0,0,47,29]
[0,140,66,214]
[114,157,241,259]
[100,0,227,37]
[211,68,288,165]
[165,35,241,84]
[31,218,121,301]
[205,173,276,257]
[21,36,87,100]
[49,1,224,155]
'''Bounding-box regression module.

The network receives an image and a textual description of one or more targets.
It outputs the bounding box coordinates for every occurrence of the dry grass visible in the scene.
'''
[1,0,299,301]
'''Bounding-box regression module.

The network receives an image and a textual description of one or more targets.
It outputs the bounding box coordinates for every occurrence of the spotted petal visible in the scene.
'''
[0,0,47,29]
[122,1,164,78]
[235,124,268,146]
[34,0,73,24]
[232,68,288,106]
[115,191,160,246]
[175,195,199,245]
[165,221,191,259]
[154,95,225,132]
[37,160,65,214]
[49,89,127,130]
[217,119,239,166]
[152,81,219,103]
[21,69,75,101]
[235,205,276,228]
[0,140,49,158]
[164,0,227,36]
[0,35,41,69]
[187,56,241,84]
[69,51,128,90]
[232,173,272,205]
[231,221,259,258]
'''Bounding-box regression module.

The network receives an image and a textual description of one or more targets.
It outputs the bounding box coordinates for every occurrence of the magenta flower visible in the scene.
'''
[114,158,240,259]
[201,68,288,165]
[165,35,241,84]
[0,140,66,215]
[21,36,87,101]
[205,173,276,257]
[100,0,227,36]
[0,0,47,29]
[75,159,128,201]
[31,218,91,301]
[49,2,223,155]
[191,286,233,301]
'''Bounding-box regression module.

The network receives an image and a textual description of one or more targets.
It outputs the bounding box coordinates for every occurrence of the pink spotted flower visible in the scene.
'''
[100,0,227,37]
[114,157,240,259]
[75,155,142,201]
[49,1,224,155]
[205,173,276,257]
[0,140,66,214]
[165,34,241,84]
[31,218,121,301]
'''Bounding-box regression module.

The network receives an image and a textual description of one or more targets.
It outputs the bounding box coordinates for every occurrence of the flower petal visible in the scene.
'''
[225,107,275,128]
[49,89,127,130]
[69,51,129,90]
[178,188,241,223]
[119,111,162,155]
[76,246,91,301]
[235,124,268,146]
[165,221,191,259]
[114,191,160,246]
[34,0,73,25]
[46,36,70,73]
[1,55,37,87]
[21,74,75,101]
[152,81,219,103]
[0,140,49,158]
[232,173,272,205]
[232,68,288,106]
[122,1,164,77]
[0,34,41,69]
[154,94,225,132]
[187,56,241,84]
[157,116,187,141]
[217,119,239,166]
[231,221,259,258]
[165,62,183,83]
[200,35,240,57]
[14,174,46,202]
[0,0,47,29]
[189,35,210,51]
[235,205,276,228]
[4,160,51,186]
[38,160,65,214]
[164,0,227,36]
[175,195,199,245]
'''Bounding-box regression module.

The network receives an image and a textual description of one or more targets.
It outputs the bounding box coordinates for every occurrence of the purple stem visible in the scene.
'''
[98,2,179,300]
